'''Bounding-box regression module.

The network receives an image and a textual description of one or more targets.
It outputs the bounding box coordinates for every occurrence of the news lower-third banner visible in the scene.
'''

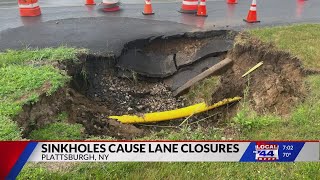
[1,141,319,179]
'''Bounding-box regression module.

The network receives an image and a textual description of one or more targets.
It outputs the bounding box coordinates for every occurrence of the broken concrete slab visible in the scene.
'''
[164,56,223,91]
[115,30,235,78]
[194,40,233,61]
[116,50,177,78]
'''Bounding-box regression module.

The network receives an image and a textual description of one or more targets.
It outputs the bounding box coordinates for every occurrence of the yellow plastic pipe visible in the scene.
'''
[109,97,242,124]
[242,61,264,78]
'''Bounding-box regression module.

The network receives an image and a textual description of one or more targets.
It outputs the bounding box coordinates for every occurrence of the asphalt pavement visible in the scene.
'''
[0,0,320,53]
[1,0,319,31]
[0,17,196,55]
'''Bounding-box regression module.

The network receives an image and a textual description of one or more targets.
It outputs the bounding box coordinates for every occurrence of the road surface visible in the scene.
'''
[0,0,319,54]
[0,0,319,31]
[0,0,319,87]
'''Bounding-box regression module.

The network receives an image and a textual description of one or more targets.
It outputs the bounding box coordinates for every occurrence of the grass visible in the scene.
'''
[184,76,220,104]
[0,65,69,116]
[0,116,21,140]
[29,122,85,140]
[18,161,320,180]
[0,47,81,140]
[249,24,320,69]
[56,112,69,122]
[0,46,82,67]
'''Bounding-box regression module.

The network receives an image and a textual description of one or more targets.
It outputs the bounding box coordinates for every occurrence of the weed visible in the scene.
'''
[184,76,220,105]
[56,112,69,122]
[131,70,138,84]
[29,122,85,140]
[0,116,21,140]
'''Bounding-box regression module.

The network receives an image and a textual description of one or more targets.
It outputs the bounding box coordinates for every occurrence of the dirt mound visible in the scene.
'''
[211,33,307,115]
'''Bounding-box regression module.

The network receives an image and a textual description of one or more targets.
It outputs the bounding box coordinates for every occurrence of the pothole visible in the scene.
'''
[13,31,307,140]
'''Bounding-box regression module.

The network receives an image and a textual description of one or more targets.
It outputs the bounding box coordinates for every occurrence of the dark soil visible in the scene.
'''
[15,85,144,139]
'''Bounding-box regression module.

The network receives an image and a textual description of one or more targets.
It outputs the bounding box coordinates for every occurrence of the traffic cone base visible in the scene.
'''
[85,0,96,5]
[20,7,41,17]
[103,6,120,12]
[179,0,198,14]
[142,12,154,15]
[227,0,238,4]
[243,19,260,23]
[197,14,208,17]
[102,0,120,11]
[102,3,120,9]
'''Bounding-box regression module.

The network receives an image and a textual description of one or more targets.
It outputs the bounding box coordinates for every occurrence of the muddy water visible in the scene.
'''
[1,0,222,8]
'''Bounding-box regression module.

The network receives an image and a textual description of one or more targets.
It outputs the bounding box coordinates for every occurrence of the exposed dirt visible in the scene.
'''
[15,85,144,139]
[66,88,144,139]
[211,33,306,115]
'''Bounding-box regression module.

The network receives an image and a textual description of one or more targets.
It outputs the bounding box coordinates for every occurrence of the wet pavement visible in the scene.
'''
[0,0,319,32]
[0,17,195,55]
[0,0,218,8]
[1,0,320,53]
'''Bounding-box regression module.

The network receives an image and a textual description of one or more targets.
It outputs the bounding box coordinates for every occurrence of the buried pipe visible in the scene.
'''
[109,97,241,124]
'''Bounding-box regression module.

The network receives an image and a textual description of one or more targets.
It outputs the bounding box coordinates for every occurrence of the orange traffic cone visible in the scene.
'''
[18,0,41,17]
[227,0,237,4]
[142,0,154,15]
[102,0,120,12]
[179,0,198,14]
[196,0,208,17]
[85,0,96,5]
[244,0,260,23]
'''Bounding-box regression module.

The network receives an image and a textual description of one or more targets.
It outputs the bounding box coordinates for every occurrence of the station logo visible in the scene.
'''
[253,142,279,161]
